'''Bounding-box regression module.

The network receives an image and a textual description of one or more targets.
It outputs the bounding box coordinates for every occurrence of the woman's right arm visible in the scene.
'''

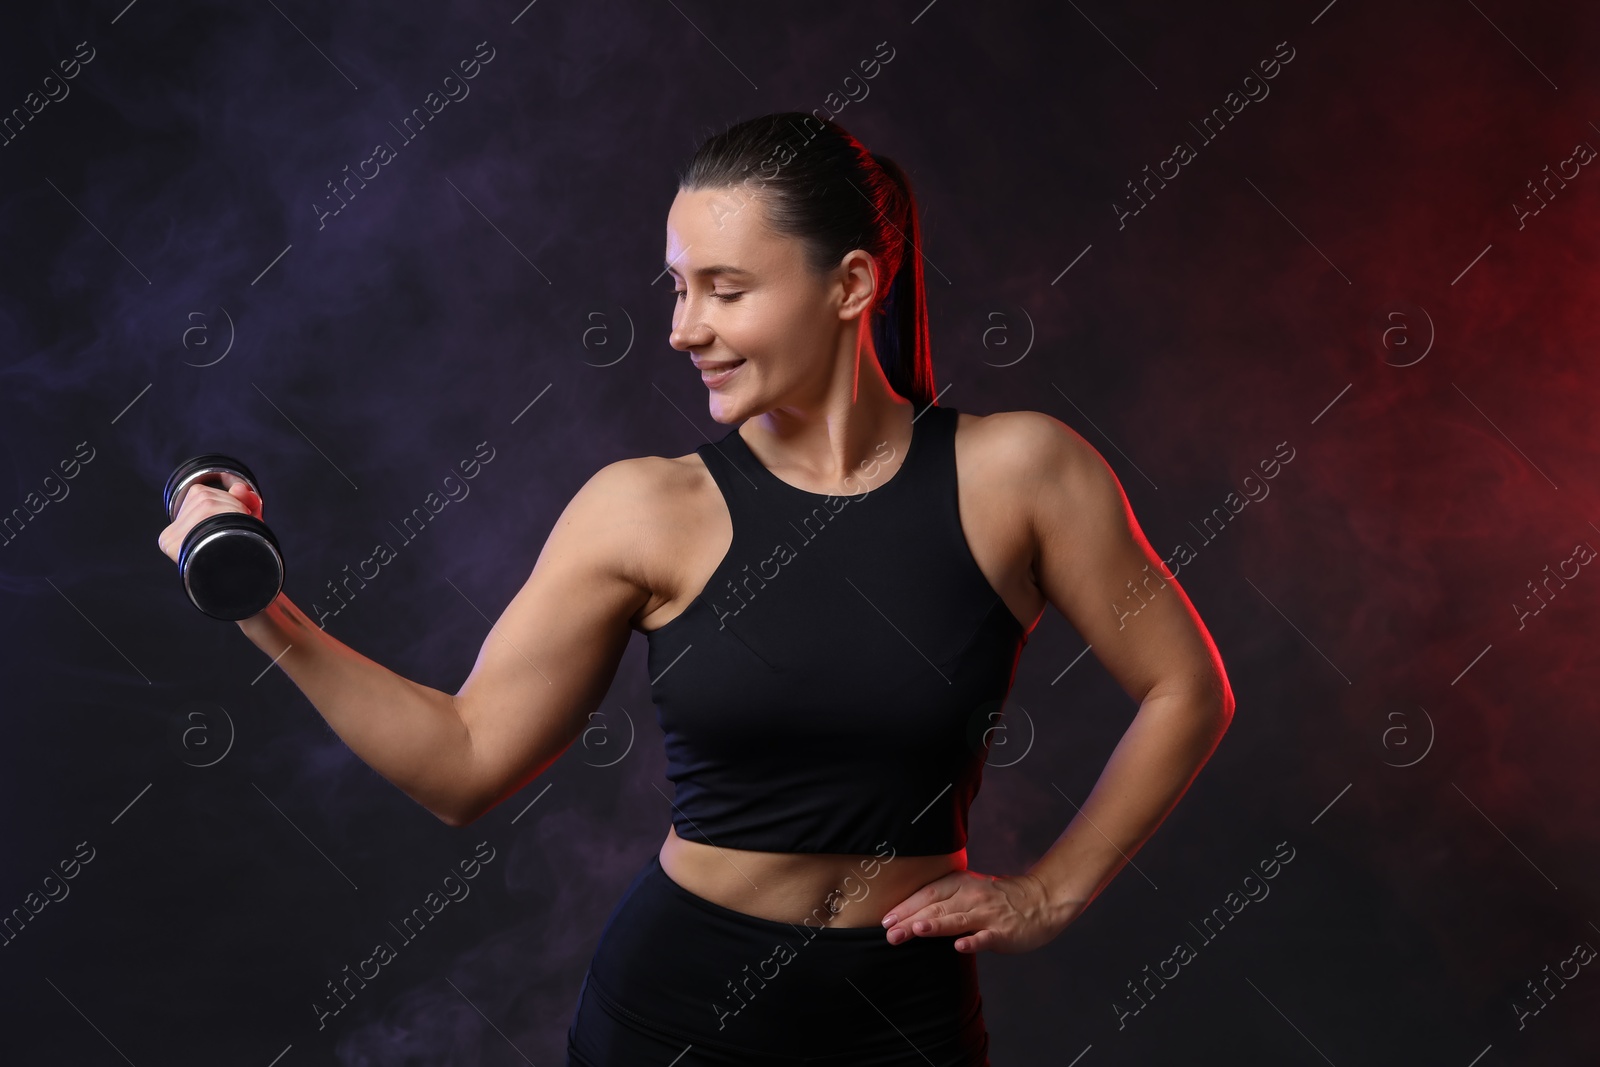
[220,458,656,826]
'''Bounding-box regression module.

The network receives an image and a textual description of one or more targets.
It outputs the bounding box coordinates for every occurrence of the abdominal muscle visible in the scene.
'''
[658,824,966,928]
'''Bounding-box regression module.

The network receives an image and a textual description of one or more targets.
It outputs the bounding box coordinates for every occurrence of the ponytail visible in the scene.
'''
[868,153,936,412]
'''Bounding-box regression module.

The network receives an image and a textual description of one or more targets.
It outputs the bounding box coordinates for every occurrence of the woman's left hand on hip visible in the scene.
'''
[879,869,1069,954]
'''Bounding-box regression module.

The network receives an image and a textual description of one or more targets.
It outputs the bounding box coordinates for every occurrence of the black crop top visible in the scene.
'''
[645,402,1029,856]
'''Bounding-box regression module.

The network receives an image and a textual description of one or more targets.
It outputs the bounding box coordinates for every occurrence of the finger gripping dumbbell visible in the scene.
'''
[164,454,285,621]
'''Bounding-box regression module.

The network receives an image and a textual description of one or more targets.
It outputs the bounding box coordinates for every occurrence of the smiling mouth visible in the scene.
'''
[699,360,745,386]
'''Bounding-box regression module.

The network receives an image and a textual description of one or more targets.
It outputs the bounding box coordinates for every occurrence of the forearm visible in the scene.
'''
[1024,686,1231,930]
[236,593,476,824]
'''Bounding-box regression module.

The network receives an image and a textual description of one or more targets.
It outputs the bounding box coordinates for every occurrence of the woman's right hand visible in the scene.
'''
[157,475,263,566]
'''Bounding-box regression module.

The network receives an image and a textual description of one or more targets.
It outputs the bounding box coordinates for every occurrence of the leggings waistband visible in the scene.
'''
[643,852,898,940]
[570,852,987,1063]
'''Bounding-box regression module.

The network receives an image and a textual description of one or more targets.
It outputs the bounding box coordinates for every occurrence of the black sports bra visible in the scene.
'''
[645,402,1028,856]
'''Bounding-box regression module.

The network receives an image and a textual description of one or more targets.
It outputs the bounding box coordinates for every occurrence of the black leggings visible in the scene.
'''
[566,853,990,1066]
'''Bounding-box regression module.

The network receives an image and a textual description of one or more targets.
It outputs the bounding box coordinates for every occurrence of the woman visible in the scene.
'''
[158,112,1233,1065]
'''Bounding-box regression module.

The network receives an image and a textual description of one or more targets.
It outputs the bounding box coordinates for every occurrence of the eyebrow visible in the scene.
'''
[662,261,755,278]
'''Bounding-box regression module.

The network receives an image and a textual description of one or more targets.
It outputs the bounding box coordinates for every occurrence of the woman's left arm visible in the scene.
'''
[881,410,1235,954]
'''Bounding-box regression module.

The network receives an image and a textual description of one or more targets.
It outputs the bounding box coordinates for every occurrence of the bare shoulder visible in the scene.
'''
[576,449,692,509]
[573,448,716,621]
[951,407,1127,570]
[951,407,1102,488]
[596,447,716,524]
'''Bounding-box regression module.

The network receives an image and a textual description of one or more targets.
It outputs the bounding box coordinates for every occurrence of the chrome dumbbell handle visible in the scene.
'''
[164,454,263,521]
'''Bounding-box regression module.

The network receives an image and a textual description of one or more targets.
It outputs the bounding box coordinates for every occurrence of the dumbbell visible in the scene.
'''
[163,454,284,621]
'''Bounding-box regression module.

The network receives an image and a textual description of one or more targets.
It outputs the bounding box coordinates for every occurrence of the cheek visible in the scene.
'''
[716,309,772,356]
[754,299,826,354]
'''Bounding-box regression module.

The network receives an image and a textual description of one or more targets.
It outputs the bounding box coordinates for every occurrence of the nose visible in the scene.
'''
[668,301,713,352]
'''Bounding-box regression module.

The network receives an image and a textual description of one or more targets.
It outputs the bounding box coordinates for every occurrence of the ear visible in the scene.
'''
[836,248,880,321]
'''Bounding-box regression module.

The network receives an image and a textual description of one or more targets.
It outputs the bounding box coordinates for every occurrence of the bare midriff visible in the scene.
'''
[657,824,967,927]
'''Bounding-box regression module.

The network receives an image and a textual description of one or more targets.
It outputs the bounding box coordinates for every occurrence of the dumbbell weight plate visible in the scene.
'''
[179,512,285,620]
[165,454,284,621]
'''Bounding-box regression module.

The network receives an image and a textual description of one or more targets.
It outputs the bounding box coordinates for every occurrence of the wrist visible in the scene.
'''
[235,593,297,643]
[1020,869,1088,934]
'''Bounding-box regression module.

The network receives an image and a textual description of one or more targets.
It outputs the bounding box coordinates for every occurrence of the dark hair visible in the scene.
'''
[676,112,935,411]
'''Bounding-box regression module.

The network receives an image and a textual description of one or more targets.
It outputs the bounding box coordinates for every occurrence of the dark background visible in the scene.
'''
[2,0,1597,1063]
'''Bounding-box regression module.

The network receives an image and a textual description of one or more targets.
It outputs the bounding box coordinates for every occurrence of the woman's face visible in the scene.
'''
[664,185,872,423]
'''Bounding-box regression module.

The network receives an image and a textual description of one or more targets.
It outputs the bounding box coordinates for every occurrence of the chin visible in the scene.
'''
[705,379,761,423]
[705,395,747,424]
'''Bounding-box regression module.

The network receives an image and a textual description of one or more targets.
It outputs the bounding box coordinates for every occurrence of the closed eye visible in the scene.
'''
[672,289,743,302]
